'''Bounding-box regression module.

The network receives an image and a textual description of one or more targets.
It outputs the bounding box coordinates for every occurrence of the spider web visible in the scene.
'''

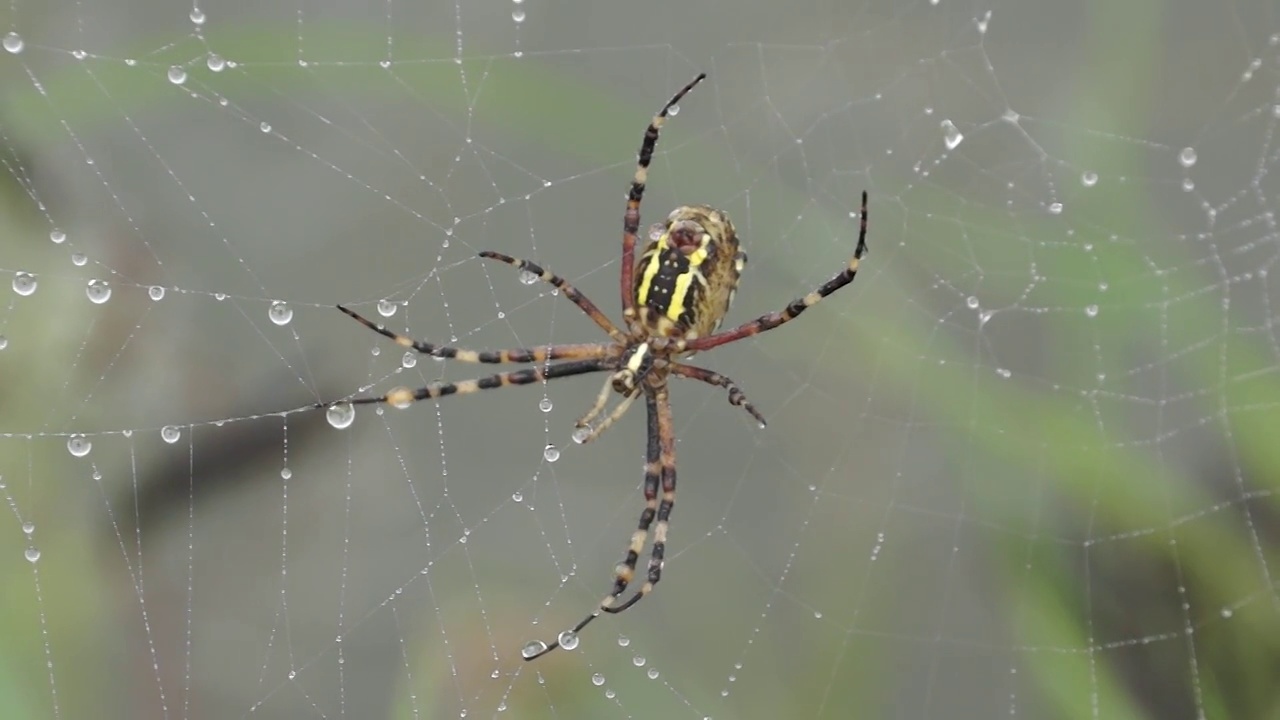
[1,0,1278,718]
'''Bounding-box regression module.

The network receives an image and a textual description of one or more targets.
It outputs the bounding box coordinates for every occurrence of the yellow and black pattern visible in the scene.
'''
[322,74,872,661]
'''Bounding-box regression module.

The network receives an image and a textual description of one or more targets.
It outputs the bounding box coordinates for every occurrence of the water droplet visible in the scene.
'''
[326,403,356,429]
[543,444,560,462]
[1085,304,1099,317]
[512,8,526,22]
[518,269,538,285]
[214,292,226,301]
[24,547,40,562]
[1178,147,1197,168]
[647,668,659,679]
[12,272,37,296]
[280,467,292,480]
[168,66,187,85]
[976,10,991,33]
[207,53,225,72]
[617,635,630,647]
[667,103,681,116]
[996,367,1011,378]
[1081,171,1098,187]
[71,252,87,266]
[86,279,112,304]
[268,301,293,326]
[377,300,397,317]
[260,121,271,133]
[591,673,605,686]
[0,335,8,350]
[72,49,86,60]
[649,223,666,241]
[148,285,165,301]
[49,229,66,244]
[378,59,391,69]
[161,425,181,444]
[520,640,548,659]
[632,655,646,667]
[22,522,34,535]
[190,7,206,24]
[511,490,523,502]
[941,119,964,150]
[965,295,979,309]
[1047,202,1063,215]
[572,427,592,444]
[67,434,92,457]
[538,398,553,412]
[557,630,579,650]
[3,32,25,54]
[401,352,417,368]
[1220,607,1233,619]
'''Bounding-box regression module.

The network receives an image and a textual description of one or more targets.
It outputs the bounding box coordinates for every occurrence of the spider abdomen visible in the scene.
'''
[633,205,745,339]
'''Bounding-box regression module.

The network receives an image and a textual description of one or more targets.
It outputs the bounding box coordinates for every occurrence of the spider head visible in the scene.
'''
[611,342,654,393]
[660,205,735,255]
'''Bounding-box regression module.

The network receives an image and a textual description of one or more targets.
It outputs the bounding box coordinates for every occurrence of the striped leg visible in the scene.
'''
[521,388,662,661]
[607,386,673,614]
[675,190,870,354]
[621,73,707,325]
[669,362,767,427]
[337,305,608,364]
[326,358,611,409]
[478,251,625,342]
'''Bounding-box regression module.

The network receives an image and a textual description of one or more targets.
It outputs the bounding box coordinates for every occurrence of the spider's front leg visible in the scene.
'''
[478,251,624,342]
[336,304,605,364]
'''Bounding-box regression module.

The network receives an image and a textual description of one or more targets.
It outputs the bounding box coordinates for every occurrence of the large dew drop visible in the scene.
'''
[67,434,92,457]
[325,403,356,429]
[268,301,293,326]
[557,630,579,651]
[520,640,548,660]
[86,279,112,304]
[12,272,37,296]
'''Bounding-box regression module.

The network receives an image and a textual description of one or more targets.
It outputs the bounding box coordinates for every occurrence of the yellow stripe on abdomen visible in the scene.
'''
[665,240,709,321]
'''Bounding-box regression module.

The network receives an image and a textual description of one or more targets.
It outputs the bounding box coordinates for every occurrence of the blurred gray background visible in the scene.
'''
[0,0,1277,718]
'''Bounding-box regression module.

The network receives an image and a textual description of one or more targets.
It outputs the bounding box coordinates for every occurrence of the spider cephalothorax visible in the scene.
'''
[324,73,870,660]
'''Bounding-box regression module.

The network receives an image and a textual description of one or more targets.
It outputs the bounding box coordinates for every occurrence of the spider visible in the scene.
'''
[325,73,870,660]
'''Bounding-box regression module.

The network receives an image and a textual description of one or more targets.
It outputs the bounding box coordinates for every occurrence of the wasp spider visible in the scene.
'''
[326,73,870,660]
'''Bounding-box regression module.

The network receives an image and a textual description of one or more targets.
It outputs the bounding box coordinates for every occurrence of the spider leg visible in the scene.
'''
[669,362,767,427]
[478,251,625,342]
[672,190,870,354]
[522,388,663,661]
[575,386,641,443]
[621,73,707,326]
[337,305,608,364]
[605,386,674,614]
[320,358,611,410]
[576,376,616,430]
